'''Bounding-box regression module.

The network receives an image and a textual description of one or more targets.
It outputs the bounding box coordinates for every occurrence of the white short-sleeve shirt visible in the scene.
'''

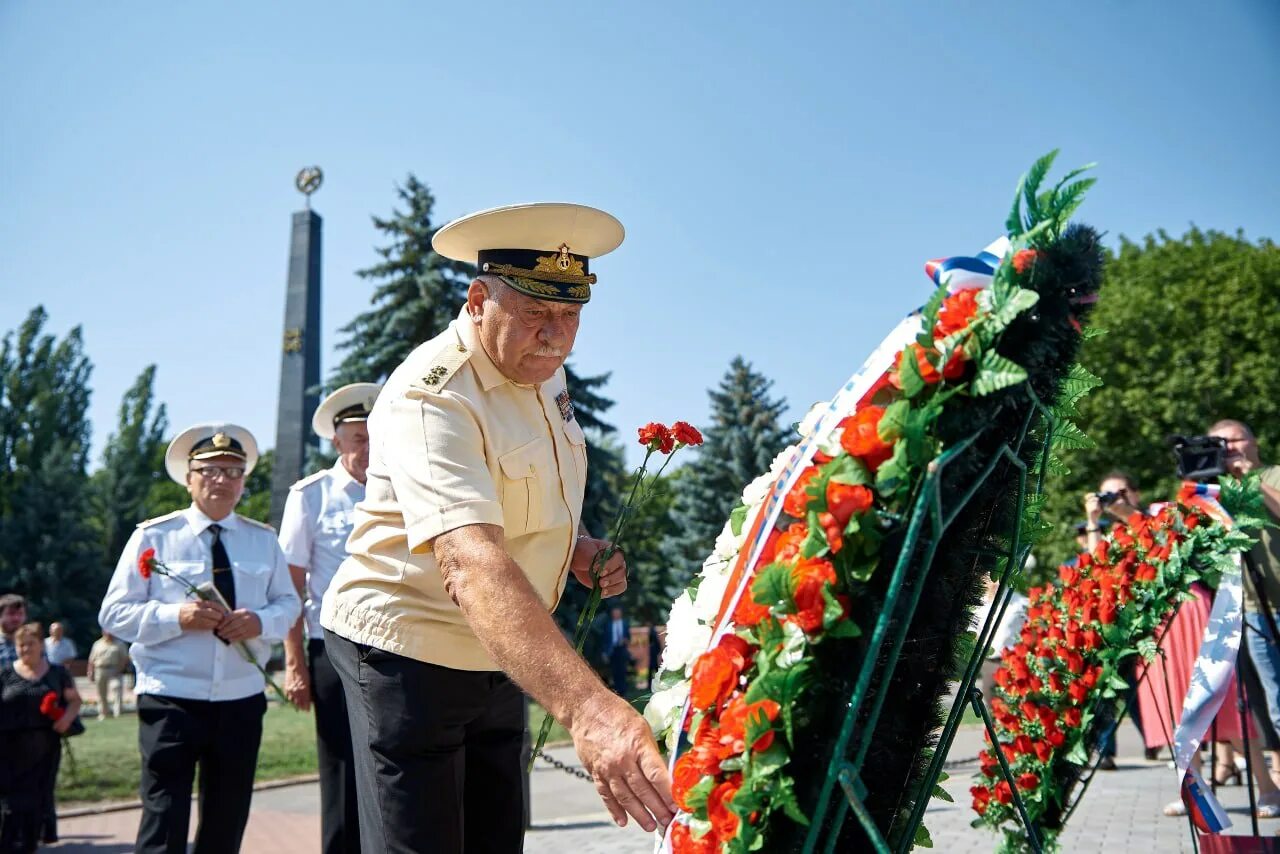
[278,462,365,638]
[98,505,302,701]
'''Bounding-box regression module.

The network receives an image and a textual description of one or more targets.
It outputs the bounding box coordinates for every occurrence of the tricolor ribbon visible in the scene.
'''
[1172,481,1238,833]
[924,237,1011,293]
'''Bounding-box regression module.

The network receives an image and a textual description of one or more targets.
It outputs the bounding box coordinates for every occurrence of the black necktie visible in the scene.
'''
[208,523,236,610]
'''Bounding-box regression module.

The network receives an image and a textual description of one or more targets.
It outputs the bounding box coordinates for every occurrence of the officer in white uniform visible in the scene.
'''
[322,203,675,853]
[99,424,300,854]
[279,383,379,854]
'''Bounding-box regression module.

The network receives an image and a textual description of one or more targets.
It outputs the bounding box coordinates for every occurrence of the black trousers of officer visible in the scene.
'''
[135,693,265,854]
[325,629,525,854]
[309,638,361,854]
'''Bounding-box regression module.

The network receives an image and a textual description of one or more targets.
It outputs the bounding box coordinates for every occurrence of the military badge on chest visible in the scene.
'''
[555,389,574,422]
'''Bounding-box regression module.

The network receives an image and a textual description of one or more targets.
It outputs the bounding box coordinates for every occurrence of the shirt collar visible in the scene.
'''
[454,307,510,392]
[183,504,240,536]
[330,460,360,489]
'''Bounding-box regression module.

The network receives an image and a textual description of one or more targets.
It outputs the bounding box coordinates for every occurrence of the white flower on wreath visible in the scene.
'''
[692,570,730,625]
[659,592,709,674]
[644,679,689,744]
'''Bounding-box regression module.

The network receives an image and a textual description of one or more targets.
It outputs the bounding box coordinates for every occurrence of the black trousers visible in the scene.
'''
[325,629,525,854]
[135,693,265,854]
[608,646,631,696]
[309,638,361,854]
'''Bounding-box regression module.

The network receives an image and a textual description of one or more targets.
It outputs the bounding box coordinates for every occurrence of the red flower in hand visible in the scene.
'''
[39,691,62,722]
[637,422,674,454]
[671,421,703,447]
[138,547,156,579]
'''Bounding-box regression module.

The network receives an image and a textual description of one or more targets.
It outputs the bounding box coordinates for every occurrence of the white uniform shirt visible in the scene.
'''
[98,505,301,702]
[278,462,364,638]
[44,637,77,665]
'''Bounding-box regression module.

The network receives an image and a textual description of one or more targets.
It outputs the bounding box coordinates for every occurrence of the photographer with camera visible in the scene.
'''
[1208,420,1280,800]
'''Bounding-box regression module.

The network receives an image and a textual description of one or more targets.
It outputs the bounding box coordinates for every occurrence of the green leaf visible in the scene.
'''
[897,346,927,398]
[918,286,947,347]
[825,453,872,487]
[1050,419,1095,451]
[914,823,935,849]
[878,399,911,442]
[773,774,810,826]
[730,504,749,537]
[826,618,862,639]
[820,583,845,631]
[932,783,954,803]
[988,288,1040,332]
[1081,325,1107,340]
[685,774,715,811]
[973,351,1029,396]
[1065,739,1089,765]
[1136,637,1158,662]
[800,511,830,559]
[750,563,794,611]
[751,742,788,777]
[874,439,912,497]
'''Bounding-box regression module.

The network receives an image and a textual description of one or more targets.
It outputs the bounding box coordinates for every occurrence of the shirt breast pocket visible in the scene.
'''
[563,419,589,493]
[499,437,553,538]
[155,560,206,605]
[233,562,273,609]
[319,512,350,537]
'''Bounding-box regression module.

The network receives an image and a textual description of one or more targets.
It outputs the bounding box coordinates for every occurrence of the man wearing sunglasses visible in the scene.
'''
[99,423,300,854]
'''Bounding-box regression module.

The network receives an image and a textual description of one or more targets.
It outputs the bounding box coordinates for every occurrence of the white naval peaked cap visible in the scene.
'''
[164,423,259,484]
[312,383,382,440]
[432,202,624,304]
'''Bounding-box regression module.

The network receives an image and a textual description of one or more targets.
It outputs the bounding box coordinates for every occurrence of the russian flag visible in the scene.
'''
[1183,768,1232,834]
[923,237,1011,293]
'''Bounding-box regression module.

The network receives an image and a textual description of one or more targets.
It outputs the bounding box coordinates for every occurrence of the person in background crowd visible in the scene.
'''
[87,630,130,720]
[0,595,28,669]
[43,623,76,667]
[603,606,633,696]
[98,423,300,854]
[279,382,379,854]
[0,624,81,852]
[1208,419,1280,805]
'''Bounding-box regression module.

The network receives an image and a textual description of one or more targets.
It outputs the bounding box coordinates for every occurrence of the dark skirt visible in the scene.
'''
[0,726,58,854]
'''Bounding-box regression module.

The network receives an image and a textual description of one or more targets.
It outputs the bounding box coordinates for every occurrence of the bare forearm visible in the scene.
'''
[285,619,306,664]
[438,530,608,728]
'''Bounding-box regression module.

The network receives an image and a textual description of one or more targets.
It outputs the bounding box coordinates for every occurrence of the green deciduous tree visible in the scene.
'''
[0,307,101,647]
[663,357,791,587]
[1038,227,1280,566]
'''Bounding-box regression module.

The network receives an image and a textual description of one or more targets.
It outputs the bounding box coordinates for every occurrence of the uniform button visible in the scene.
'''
[456,344,467,352]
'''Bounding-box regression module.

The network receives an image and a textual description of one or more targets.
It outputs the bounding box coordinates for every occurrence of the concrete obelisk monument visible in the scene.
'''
[268,166,324,529]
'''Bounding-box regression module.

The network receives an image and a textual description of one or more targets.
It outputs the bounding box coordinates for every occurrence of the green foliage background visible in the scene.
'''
[1035,228,1280,575]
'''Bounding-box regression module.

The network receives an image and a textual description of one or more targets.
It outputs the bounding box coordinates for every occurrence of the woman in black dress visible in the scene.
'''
[0,624,81,853]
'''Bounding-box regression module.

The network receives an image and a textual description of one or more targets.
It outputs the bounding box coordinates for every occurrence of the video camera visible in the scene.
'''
[1168,434,1228,481]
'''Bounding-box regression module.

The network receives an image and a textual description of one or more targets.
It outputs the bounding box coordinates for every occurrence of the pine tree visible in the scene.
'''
[328,174,474,387]
[93,364,169,565]
[662,357,791,587]
[0,307,101,648]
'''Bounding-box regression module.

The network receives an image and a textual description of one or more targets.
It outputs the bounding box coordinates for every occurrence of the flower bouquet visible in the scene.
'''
[137,547,289,706]
[646,151,1106,852]
[973,479,1264,852]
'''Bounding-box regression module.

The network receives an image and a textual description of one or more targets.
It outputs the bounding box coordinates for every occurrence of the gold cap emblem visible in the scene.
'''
[212,432,231,449]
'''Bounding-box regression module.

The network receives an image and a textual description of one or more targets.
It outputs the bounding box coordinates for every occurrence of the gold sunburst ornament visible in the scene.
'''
[534,244,586,278]
[212,432,231,449]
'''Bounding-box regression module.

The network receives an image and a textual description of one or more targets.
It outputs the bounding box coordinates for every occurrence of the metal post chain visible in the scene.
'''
[533,748,594,781]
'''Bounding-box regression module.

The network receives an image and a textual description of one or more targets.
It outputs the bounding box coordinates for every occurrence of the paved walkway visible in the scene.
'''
[48,725,1280,852]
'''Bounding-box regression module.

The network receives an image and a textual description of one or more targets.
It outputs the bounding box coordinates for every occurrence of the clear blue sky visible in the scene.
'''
[3,2,1278,469]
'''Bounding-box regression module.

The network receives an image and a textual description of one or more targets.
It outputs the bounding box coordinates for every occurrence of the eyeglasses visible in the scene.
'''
[191,465,245,480]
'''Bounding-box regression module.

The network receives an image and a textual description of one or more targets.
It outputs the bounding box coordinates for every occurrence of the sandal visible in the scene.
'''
[1256,795,1280,819]
[1163,800,1187,817]
[1215,762,1243,786]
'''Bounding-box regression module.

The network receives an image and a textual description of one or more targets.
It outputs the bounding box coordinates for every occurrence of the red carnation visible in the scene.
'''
[671,421,703,447]
[1033,740,1053,762]
[138,547,156,579]
[1012,249,1040,274]
[707,777,742,841]
[1068,681,1089,704]
[1017,772,1040,791]
[789,558,837,634]
[994,781,1014,805]
[784,467,820,518]
[971,785,992,815]
[838,406,894,472]
[39,691,62,722]
[826,481,873,527]
[637,422,675,454]
[936,287,981,337]
[1063,707,1083,728]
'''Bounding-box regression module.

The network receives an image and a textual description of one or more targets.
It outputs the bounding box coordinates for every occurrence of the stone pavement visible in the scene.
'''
[49,727,1280,852]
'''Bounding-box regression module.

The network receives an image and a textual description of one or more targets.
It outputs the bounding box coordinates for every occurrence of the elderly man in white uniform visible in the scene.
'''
[279,383,379,854]
[321,203,675,853]
[99,424,300,854]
